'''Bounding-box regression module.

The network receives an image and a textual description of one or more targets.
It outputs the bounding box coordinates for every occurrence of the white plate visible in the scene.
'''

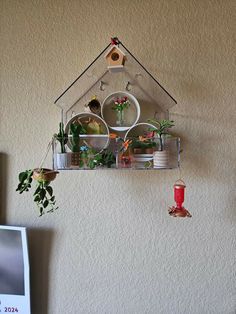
[134,157,153,162]
[134,154,153,158]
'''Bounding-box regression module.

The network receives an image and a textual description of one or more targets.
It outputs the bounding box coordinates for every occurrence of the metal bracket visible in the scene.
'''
[125,81,131,91]
[100,81,105,91]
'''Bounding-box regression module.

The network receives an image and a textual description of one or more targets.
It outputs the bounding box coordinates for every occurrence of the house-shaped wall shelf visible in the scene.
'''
[53,38,180,170]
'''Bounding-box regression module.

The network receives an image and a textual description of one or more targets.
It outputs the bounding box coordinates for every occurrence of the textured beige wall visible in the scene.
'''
[1,0,236,313]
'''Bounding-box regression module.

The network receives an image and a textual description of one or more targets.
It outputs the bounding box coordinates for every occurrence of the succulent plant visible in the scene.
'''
[55,122,68,153]
[70,123,86,153]
[147,119,174,151]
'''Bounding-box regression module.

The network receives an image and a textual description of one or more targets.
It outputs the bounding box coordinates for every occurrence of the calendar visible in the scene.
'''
[0,226,30,313]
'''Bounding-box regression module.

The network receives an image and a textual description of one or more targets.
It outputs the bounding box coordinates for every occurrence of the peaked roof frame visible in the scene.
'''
[54,40,177,105]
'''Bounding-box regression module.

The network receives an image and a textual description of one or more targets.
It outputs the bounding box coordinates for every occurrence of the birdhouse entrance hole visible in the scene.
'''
[111,52,119,61]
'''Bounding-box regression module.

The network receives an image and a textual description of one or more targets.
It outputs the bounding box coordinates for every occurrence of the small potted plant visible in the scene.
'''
[147,119,174,168]
[16,168,59,216]
[54,122,70,169]
[112,96,130,126]
[79,146,115,169]
[100,150,116,168]
[69,123,86,166]
[131,136,156,155]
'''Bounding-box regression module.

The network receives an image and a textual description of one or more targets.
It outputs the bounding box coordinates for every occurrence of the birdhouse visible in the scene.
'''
[104,45,126,72]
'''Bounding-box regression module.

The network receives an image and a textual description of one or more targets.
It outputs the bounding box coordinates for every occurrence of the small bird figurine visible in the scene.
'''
[111,37,120,45]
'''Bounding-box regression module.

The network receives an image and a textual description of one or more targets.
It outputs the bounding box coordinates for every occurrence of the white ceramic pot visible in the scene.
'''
[153,150,169,168]
[56,153,71,169]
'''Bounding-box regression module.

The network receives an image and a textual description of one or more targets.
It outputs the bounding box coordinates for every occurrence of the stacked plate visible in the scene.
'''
[133,154,153,169]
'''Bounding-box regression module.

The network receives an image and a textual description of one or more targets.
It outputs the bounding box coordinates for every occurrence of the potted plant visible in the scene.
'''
[112,96,130,126]
[131,136,156,155]
[79,146,115,169]
[147,119,174,168]
[16,168,59,216]
[54,122,70,169]
[69,123,86,166]
[100,150,116,168]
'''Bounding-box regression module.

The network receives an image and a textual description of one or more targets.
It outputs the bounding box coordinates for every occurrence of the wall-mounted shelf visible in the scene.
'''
[53,38,179,171]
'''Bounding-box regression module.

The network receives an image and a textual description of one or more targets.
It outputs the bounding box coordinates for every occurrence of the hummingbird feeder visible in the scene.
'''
[168,179,192,218]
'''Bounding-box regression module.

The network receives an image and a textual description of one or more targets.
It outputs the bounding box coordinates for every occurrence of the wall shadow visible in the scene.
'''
[28,228,54,314]
[0,153,8,225]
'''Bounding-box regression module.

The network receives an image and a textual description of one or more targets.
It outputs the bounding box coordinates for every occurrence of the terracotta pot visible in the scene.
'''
[71,152,80,166]
[133,148,143,154]
[33,168,59,182]
[144,148,154,154]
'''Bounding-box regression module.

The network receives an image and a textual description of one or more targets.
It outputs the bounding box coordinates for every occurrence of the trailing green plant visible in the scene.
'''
[33,180,57,216]
[100,150,116,168]
[88,150,103,169]
[147,119,174,151]
[16,170,33,193]
[79,146,115,169]
[55,122,68,153]
[70,123,86,152]
[79,146,100,169]
[16,169,58,216]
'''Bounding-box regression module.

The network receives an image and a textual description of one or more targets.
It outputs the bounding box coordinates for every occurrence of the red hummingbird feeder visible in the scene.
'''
[168,179,192,218]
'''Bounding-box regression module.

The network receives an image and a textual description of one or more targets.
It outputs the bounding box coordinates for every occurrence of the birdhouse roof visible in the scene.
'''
[104,45,126,58]
[54,39,177,124]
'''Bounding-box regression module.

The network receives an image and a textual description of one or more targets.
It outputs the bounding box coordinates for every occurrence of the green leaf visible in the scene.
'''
[89,160,95,169]
[39,207,44,216]
[33,185,41,196]
[19,172,27,182]
[40,189,46,200]
[43,200,49,208]
[34,195,40,202]
[46,186,53,196]
[50,196,55,202]
[16,183,22,191]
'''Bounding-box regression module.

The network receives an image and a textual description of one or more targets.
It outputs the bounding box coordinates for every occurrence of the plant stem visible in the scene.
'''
[160,135,163,151]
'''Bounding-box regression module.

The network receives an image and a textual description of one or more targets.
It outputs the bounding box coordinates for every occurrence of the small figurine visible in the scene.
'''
[84,96,101,115]
[168,179,192,218]
[111,37,120,46]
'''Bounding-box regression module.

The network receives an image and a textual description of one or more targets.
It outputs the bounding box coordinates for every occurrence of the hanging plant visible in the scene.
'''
[16,139,59,216]
[16,168,58,216]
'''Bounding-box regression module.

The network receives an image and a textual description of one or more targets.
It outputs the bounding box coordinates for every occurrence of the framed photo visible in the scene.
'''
[0,225,30,313]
